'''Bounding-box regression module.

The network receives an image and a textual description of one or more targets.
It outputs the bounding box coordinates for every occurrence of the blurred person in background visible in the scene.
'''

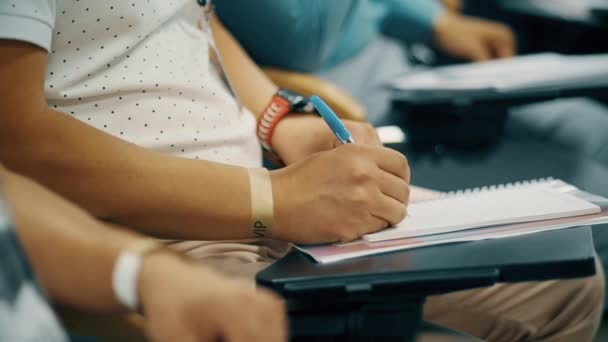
[216,0,516,123]
[215,0,608,184]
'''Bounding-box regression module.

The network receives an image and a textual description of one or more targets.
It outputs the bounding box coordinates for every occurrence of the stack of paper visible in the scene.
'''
[389,53,608,104]
[298,180,608,264]
[590,0,608,16]
[501,0,608,22]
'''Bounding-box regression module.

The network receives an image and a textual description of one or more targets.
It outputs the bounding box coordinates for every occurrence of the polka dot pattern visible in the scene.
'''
[40,0,261,168]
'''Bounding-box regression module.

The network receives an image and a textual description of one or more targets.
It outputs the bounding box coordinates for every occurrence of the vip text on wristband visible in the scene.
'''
[248,168,274,238]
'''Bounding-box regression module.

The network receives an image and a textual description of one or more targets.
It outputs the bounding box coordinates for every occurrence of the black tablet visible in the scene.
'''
[257,227,596,299]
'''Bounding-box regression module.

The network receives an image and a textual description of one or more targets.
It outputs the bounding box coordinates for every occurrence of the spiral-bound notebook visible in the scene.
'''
[364,179,600,242]
[297,179,608,263]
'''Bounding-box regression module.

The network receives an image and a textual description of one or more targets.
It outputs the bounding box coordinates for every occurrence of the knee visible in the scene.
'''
[537,259,606,341]
[582,257,605,314]
[567,257,605,328]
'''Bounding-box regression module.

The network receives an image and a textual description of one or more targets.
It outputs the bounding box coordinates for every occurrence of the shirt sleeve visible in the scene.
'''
[380,0,445,44]
[214,0,353,72]
[0,0,56,51]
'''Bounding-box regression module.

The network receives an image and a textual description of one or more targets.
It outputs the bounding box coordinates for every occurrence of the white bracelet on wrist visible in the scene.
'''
[111,239,163,311]
[112,251,143,311]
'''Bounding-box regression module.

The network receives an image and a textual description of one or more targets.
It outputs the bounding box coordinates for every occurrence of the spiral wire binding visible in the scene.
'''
[417,177,556,204]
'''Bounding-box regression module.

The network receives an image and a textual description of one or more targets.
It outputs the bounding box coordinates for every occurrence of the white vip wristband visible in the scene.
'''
[112,239,163,311]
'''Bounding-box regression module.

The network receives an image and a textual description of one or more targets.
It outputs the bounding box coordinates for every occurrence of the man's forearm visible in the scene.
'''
[0,41,255,240]
[1,167,288,341]
[0,107,252,240]
[1,167,143,312]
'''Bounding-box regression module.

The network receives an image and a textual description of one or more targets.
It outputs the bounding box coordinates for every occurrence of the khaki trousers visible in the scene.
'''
[172,238,605,342]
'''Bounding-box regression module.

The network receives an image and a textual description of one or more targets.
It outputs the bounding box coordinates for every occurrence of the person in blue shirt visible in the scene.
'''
[216,0,513,71]
[215,0,516,122]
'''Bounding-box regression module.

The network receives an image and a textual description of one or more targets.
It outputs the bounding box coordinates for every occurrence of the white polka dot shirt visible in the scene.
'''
[0,0,262,167]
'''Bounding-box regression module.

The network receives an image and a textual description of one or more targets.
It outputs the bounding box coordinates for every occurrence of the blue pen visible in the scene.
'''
[310,95,355,144]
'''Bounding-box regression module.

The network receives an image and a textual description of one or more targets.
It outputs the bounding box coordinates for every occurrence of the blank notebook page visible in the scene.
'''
[364,186,600,242]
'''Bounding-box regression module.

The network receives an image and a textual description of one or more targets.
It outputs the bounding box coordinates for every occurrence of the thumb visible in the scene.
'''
[467,41,492,62]
[491,34,516,59]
